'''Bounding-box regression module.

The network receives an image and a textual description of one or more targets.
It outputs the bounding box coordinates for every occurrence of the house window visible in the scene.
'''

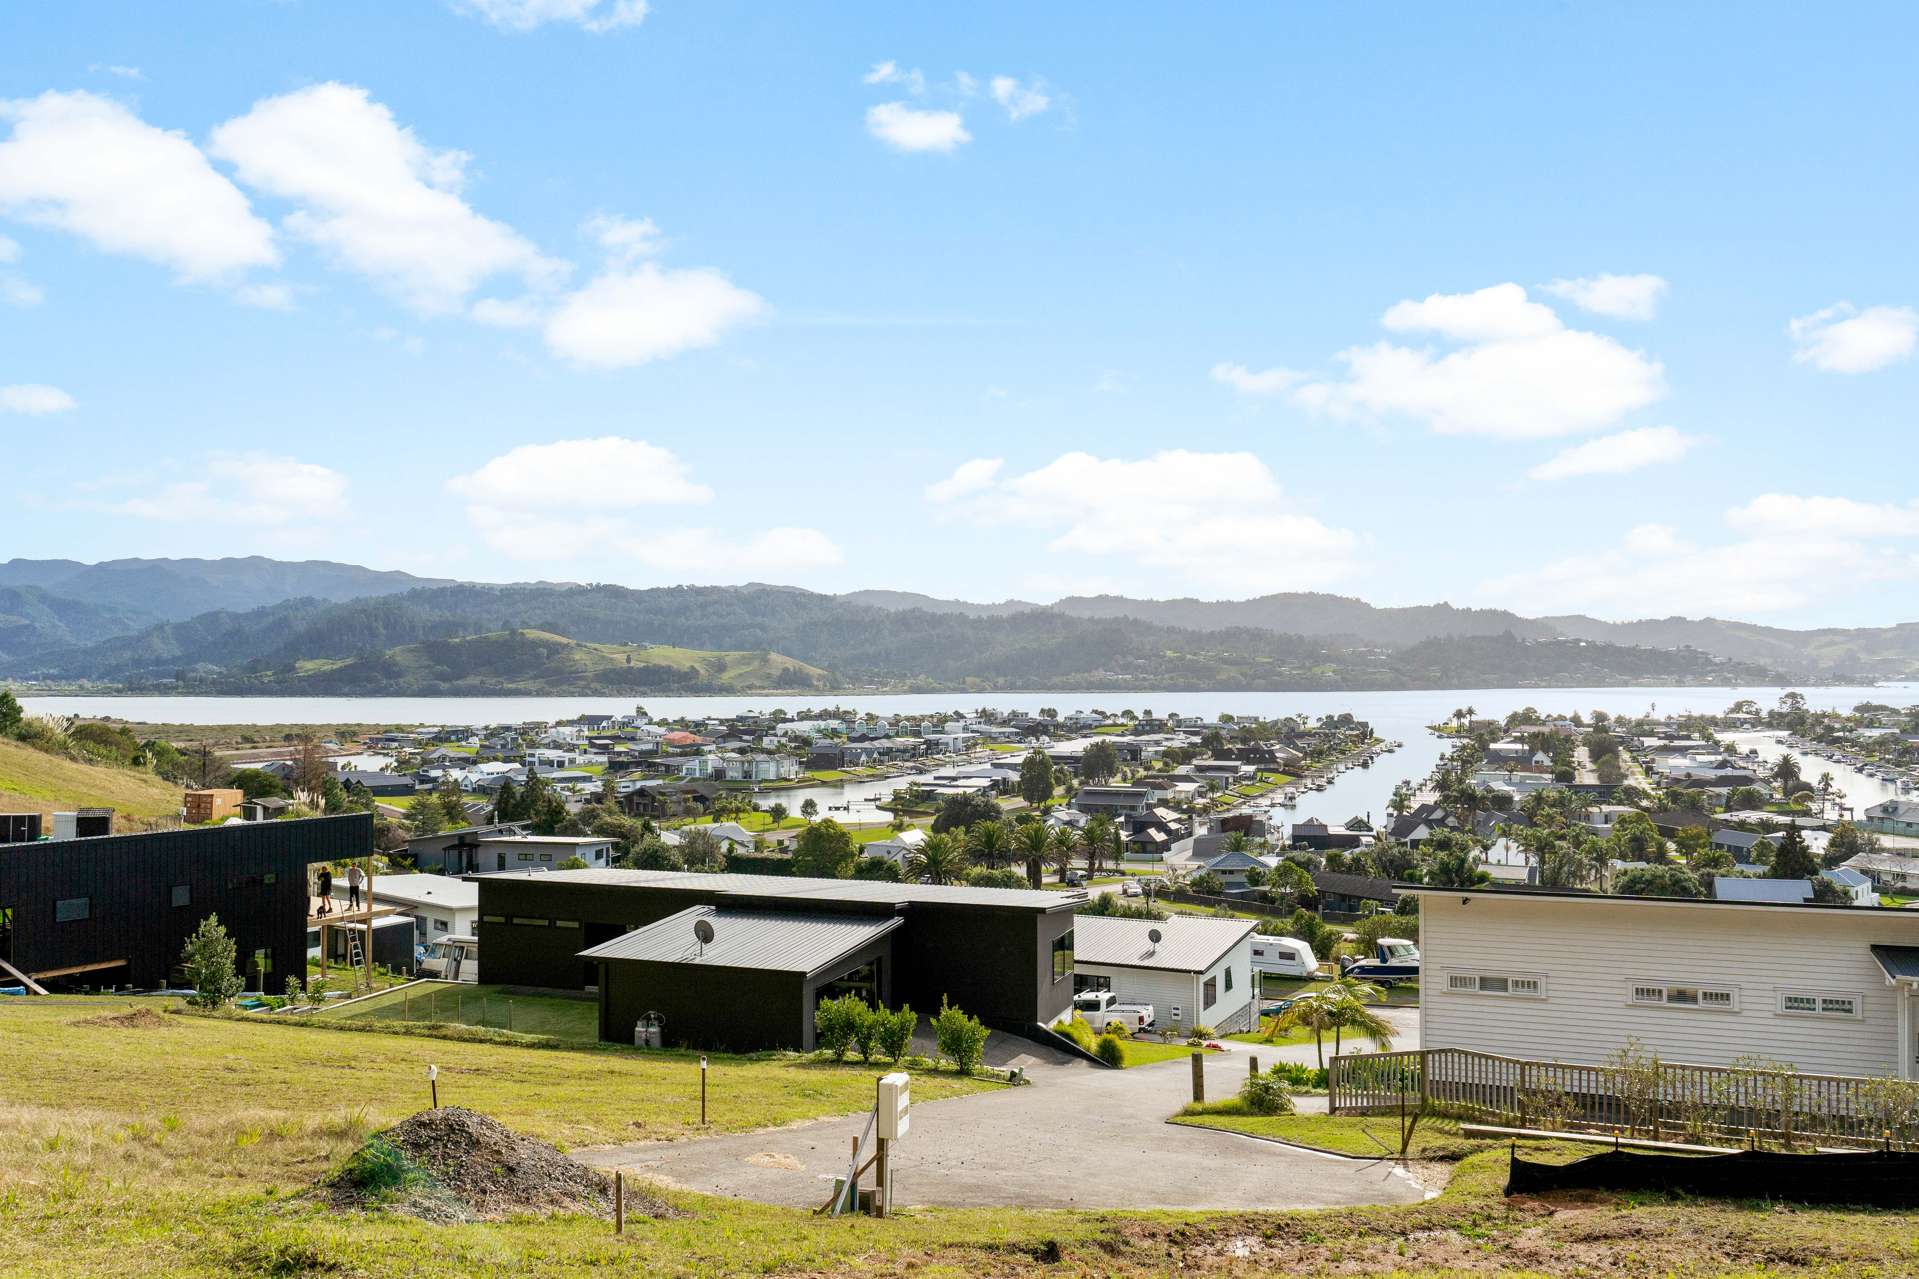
[1777,990,1861,1019]
[1224,967,1234,992]
[481,914,506,924]
[55,897,90,923]
[1630,982,1738,1011]
[1447,971,1545,997]
[1073,973,1111,995]
[1051,928,1074,982]
[170,884,191,908]
[510,916,550,927]
[1203,976,1218,1006]
[554,919,581,929]
[432,919,449,934]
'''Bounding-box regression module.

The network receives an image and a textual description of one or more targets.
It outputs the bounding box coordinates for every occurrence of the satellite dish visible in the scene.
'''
[693,918,716,945]
[1148,928,1163,945]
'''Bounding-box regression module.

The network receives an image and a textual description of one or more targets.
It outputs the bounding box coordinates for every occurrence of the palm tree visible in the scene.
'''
[1081,815,1113,877]
[1049,825,1076,883]
[967,819,1010,870]
[905,831,968,885]
[1264,991,1338,1069]
[1221,829,1252,853]
[1320,975,1393,1057]
[1772,753,1802,796]
[1012,819,1052,884]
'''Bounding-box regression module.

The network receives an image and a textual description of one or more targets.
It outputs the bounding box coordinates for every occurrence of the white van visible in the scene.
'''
[1249,934,1319,979]
[418,935,480,983]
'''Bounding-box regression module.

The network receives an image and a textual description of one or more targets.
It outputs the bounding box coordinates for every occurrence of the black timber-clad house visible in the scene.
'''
[0,813,372,991]
[471,869,1080,1051]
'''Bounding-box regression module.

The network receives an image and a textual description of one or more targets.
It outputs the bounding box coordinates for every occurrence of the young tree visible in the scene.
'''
[767,802,789,826]
[800,798,819,823]
[0,687,23,736]
[180,914,244,1007]
[405,794,445,837]
[492,777,521,823]
[292,735,330,800]
[791,818,858,879]
[1018,749,1055,806]
[1612,864,1703,898]
[1768,825,1820,881]
[1823,820,1881,869]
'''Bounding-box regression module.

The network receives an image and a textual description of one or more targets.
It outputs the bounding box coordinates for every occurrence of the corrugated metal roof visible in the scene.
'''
[1870,945,1919,983]
[478,867,1078,912]
[579,906,901,974]
[1073,915,1255,973]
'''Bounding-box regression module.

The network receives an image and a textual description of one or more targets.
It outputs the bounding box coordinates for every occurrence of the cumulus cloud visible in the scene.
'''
[209,83,563,314]
[1209,361,1304,395]
[924,458,1003,502]
[453,0,648,32]
[865,102,970,153]
[1482,496,1919,618]
[0,383,75,414]
[448,437,839,577]
[543,261,766,368]
[1542,273,1668,321]
[118,455,349,524]
[1277,283,1665,438]
[1788,302,1918,374]
[0,90,277,281]
[583,212,663,263]
[1527,425,1698,481]
[928,449,1358,595]
[989,75,1051,121]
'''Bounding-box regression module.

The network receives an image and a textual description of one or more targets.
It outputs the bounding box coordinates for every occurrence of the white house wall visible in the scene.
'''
[1076,933,1255,1035]
[1419,894,1919,1077]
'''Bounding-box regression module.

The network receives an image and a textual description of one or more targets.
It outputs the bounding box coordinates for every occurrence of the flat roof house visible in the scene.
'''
[471,869,1081,1050]
[1408,885,1919,1080]
[1071,914,1257,1034]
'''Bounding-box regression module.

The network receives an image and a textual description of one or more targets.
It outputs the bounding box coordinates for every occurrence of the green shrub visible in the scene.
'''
[1101,1019,1131,1039]
[813,994,863,1060]
[932,999,990,1074]
[878,1005,917,1062]
[1058,1015,1096,1051]
[1239,1068,1296,1115]
[1267,1060,1327,1089]
[1094,1034,1126,1067]
[179,914,243,1008]
[851,1002,884,1062]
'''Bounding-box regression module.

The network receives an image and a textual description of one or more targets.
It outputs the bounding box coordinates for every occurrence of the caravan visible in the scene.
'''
[1249,934,1320,979]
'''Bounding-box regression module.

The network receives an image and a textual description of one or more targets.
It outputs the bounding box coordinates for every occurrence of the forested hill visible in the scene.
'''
[7,582,1785,692]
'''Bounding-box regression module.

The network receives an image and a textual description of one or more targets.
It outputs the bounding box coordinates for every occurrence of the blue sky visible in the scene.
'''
[3,2,1917,625]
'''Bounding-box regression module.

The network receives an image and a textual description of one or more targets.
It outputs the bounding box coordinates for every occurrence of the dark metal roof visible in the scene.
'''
[1396,883,1904,914]
[1870,945,1919,983]
[579,906,902,975]
[478,867,1080,912]
[1073,915,1255,973]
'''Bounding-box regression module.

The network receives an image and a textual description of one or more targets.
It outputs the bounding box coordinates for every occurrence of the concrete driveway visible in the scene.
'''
[577,1025,1426,1211]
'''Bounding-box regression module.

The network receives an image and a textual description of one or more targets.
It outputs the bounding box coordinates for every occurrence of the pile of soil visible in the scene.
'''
[73,1008,171,1030]
[324,1107,672,1223]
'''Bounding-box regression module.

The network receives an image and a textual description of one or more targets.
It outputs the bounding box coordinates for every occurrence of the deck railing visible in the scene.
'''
[1329,1047,1919,1151]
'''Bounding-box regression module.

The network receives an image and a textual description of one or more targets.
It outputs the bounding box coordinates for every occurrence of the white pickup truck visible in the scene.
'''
[1071,989,1156,1034]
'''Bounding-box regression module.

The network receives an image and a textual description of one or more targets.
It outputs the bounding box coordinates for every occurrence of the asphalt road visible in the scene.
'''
[578,1018,1427,1211]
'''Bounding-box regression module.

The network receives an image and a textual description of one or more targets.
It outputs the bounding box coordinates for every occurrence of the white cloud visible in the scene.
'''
[209,82,563,314]
[862,61,926,96]
[448,437,712,510]
[449,437,837,576]
[0,275,41,307]
[865,102,970,153]
[1210,361,1304,395]
[583,212,663,264]
[989,75,1051,121]
[118,455,348,524]
[924,458,1003,503]
[0,383,75,414]
[0,90,277,281]
[234,282,293,310]
[470,296,544,328]
[1787,302,1918,374]
[1527,425,1698,481]
[453,0,648,33]
[0,233,17,262]
[1543,273,1668,321]
[1483,495,1919,618]
[91,65,146,81]
[1725,493,1919,538]
[1288,283,1665,438]
[929,449,1358,595]
[543,262,766,368]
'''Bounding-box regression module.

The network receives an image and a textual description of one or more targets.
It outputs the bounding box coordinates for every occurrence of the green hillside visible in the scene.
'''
[0,736,185,828]
[274,629,834,694]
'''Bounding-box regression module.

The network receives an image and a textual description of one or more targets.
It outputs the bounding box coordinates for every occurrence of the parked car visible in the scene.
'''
[417,935,480,982]
[1063,870,1087,886]
[1338,937,1419,986]
[1119,879,1143,897]
[1070,989,1156,1033]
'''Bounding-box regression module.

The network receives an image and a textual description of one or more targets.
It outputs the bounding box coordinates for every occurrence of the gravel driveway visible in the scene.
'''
[577,1018,1426,1211]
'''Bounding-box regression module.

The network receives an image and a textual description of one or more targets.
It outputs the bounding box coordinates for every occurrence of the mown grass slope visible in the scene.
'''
[0,735,184,825]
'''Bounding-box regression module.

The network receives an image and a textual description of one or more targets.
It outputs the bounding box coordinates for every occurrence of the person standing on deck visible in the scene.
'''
[315,866,333,916]
[346,863,364,912]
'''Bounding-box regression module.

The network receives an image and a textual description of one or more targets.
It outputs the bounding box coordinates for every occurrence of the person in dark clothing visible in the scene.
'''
[316,867,333,916]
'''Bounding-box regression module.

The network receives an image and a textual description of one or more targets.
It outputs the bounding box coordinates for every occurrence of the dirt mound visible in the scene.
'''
[324,1107,671,1223]
[73,1008,171,1030]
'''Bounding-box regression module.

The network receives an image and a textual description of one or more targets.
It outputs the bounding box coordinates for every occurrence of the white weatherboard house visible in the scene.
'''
[1071,915,1257,1034]
[1410,886,1919,1080]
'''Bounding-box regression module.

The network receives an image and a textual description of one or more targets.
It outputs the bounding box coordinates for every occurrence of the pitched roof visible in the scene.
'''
[579,905,902,974]
[1712,876,1811,903]
[1870,945,1919,983]
[1073,914,1255,973]
[1312,870,1396,902]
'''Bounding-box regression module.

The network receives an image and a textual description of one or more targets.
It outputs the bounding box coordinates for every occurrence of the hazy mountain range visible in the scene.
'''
[0,557,1909,692]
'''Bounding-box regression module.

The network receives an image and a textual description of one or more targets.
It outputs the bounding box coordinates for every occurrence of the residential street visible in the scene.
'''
[577,1013,1427,1211]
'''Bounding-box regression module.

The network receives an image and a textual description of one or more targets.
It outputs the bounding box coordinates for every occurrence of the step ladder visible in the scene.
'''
[346,929,365,974]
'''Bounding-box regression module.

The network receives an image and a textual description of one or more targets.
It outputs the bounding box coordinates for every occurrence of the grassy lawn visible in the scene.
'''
[1116,1038,1214,1067]
[0,998,1911,1277]
[674,811,806,833]
[0,736,185,826]
[323,982,600,1040]
[1172,1110,1497,1160]
[1226,1024,1321,1047]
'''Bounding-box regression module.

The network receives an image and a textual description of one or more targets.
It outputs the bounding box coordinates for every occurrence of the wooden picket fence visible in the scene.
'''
[1329,1047,1919,1151]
